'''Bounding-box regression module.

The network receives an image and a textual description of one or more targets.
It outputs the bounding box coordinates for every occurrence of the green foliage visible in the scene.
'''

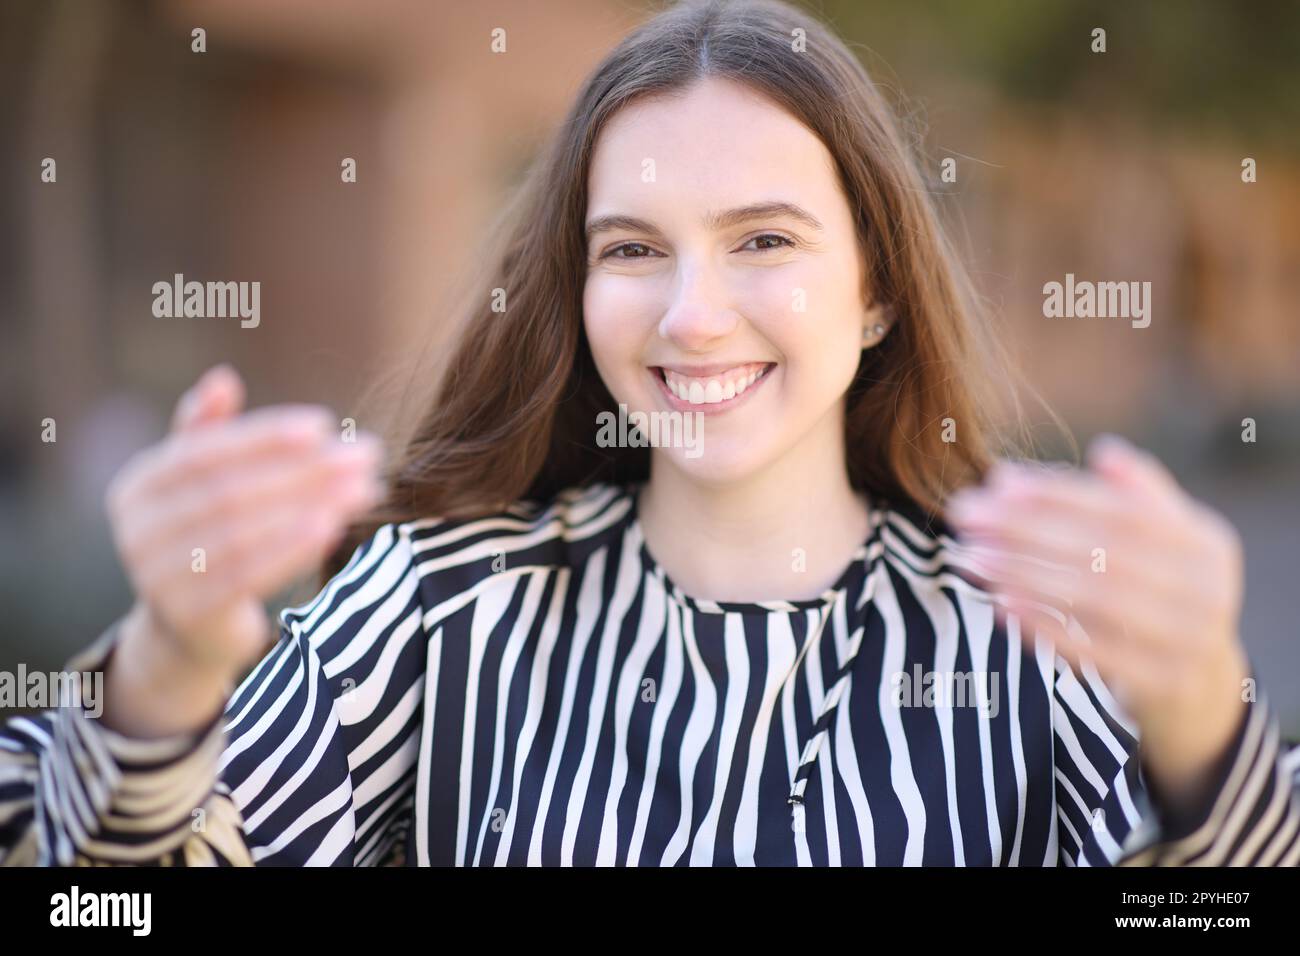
[816,0,1300,145]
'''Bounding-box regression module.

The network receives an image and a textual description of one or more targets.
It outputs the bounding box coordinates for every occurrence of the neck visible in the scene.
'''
[636,418,872,603]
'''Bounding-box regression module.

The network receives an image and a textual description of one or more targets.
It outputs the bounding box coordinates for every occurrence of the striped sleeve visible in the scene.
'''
[0,521,430,867]
[1043,641,1148,867]
[1117,678,1300,867]
[0,628,232,866]
[1045,636,1300,866]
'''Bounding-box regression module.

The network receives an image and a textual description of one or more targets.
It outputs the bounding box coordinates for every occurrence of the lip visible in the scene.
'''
[657,361,768,377]
[648,361,776,415]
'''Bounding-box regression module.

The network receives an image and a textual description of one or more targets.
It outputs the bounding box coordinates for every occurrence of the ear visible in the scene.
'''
[860,301,893,346]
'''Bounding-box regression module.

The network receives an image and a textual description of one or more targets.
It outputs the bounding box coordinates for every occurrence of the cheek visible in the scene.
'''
[583,276,655,394]
[747,263,863,385]
[734,266,808,317]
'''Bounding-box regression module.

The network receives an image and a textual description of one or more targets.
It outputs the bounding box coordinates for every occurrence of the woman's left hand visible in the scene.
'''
[945,433,1253,817]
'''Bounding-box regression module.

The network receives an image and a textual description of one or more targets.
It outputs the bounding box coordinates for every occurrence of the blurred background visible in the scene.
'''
[1,0,1297,733]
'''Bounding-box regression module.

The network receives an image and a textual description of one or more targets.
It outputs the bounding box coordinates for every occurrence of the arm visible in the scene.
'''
[1119,672,1300,866]
[1048,645,1300,866]
[0,522,427,867]
[947,433,1299,867]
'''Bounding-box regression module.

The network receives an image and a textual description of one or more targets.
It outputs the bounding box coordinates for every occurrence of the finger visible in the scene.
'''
[999,594,1138,688]
[951,465,1136,535]
[124,434,382,561]
[996,582,1175,720]
[996,592,1092,672]
[953,521,1204,611]
[954,539,1086,621]
[985,548,1204,660]
[947,471,1205,596]
[119,405,340,503]
[1022,601,1171,715]
[171,364,246,434]
[133,470,380,615]
[1086,433,1185,505]
[949,537,1081,609]
[223,507,359,599]
[193,475,380,602]
[990,598,1101,690]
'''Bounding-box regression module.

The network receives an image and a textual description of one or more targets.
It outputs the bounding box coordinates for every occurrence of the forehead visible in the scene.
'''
[587,76,843,213]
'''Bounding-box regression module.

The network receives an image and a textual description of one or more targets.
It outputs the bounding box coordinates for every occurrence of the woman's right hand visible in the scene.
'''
[101,363,385,737]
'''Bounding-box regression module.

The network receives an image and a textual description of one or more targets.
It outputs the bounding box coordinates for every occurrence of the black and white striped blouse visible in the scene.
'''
[3,482,1298,866]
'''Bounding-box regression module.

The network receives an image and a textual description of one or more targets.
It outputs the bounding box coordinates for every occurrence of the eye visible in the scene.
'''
[600,241,661,260]
[740,233,796,252]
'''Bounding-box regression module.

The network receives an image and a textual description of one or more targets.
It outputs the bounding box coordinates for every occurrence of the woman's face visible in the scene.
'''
[583,75,872,487]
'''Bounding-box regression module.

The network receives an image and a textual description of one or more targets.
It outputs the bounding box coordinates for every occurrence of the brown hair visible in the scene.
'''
[320,0,1049,584]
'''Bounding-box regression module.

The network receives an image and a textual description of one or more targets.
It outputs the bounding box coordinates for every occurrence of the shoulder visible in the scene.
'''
[874,494,1125,715]
[873,492,980,592]
[402,481,636,568]
[290,483,637,629]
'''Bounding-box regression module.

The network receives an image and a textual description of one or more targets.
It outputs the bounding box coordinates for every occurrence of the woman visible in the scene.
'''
[2,0,1295,867]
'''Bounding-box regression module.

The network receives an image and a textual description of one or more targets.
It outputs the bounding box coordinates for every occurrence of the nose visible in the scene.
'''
[657,262,740,351]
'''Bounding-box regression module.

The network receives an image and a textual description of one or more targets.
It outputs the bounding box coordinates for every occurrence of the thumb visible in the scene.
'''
[1086,433,1182,503]
[171,363,245,435]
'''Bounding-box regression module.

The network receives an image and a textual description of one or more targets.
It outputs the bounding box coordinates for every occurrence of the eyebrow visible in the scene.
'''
[584,200,824,243]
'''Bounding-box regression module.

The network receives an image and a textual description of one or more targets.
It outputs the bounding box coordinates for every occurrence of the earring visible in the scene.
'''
[862,303,892,346]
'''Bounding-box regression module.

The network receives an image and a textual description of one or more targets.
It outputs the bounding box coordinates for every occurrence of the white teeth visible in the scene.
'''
[661,364,770,405]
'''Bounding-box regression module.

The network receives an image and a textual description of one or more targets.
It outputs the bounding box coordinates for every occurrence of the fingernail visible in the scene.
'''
[353,432,382,453]
[358,435,387,468]
[178,387,200,415]
[286,409,333,439]
[335,468,385,499]
[199,363,232,390]
[1090,433,1131,459]
[987,460,1031,487]
[947,491,997,523]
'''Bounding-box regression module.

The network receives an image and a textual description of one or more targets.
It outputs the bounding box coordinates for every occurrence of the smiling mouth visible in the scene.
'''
[650,361,776,408]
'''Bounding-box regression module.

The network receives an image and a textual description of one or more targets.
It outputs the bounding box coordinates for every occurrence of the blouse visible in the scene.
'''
[2,482,1298,866]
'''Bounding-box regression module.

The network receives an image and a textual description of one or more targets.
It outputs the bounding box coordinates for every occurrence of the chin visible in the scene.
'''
[655,438,778,487]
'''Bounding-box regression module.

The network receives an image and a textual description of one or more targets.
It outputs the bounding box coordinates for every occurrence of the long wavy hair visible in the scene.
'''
[320,0,1049,584]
